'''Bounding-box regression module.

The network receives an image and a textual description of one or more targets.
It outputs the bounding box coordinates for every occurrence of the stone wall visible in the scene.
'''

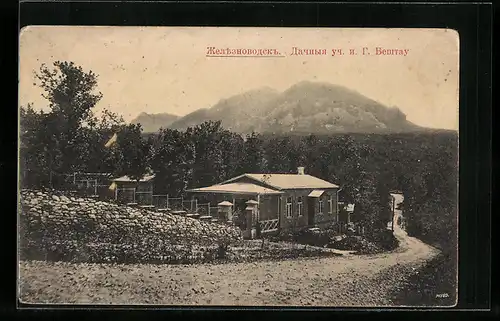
[19,189,242,264]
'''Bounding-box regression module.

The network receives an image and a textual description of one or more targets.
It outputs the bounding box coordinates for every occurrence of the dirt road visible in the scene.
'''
[19,226,439,306]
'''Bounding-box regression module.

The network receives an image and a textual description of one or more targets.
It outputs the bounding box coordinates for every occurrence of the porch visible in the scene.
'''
[186,182,284,236]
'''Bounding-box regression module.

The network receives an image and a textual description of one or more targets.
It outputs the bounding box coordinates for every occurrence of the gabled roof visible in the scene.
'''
[220,173,339,190]
[112,174,156,183]
[390,193,404,204]
[308,190,325,197]
[186,182,283,195]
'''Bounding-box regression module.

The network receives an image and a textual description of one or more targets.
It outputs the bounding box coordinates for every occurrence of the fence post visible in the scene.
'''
[166,194,169,209]
[195,199,198,213]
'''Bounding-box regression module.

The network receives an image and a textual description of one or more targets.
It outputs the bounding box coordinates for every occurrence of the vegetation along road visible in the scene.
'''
[19,225,441,307]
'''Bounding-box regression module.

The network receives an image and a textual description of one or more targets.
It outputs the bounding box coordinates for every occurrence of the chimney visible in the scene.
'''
[297,167,305,175]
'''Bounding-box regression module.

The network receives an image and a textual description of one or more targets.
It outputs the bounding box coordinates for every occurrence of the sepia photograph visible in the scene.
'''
[18,26,459,307]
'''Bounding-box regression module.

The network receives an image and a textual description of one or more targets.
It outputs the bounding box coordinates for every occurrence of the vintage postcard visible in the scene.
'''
[18,27,459,307]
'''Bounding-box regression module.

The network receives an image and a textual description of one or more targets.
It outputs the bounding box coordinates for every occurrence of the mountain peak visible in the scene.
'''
[151,81,422,134]
[130,112,180,133]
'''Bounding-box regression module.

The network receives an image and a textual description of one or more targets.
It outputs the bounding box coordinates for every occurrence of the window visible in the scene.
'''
[318,199,324,214]
[286,196,293,218]
[328,195,333,214]
[297,196,303,216]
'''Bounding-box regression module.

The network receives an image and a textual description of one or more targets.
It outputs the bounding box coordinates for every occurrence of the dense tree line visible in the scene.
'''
[20,61,151,187]
[20,61,458,246]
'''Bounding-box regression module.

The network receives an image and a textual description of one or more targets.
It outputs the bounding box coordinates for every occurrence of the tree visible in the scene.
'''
[333,135,366,203]
[30,61,103,185]
[263,136,296,173]
[220,132,245,180]
[35,61,102,125]
[239,132,265,173]
[299,134,320,176]
[110,124,150,181]
[79,109,126,173]
[149,128,195,195]
[187,121,228,187]
[19,105,49,186]
[374,174,392,231]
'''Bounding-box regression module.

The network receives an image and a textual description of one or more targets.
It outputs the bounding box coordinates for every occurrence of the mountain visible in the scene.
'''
[130,112,180,133]
[168,87,280,132]
[255,81,422,134]
[143,81,424,134]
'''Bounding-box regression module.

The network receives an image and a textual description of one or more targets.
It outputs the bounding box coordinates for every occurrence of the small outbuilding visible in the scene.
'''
[110,174,156,204]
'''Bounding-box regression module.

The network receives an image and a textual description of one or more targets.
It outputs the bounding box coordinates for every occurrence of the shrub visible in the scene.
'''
[330,235,386,254]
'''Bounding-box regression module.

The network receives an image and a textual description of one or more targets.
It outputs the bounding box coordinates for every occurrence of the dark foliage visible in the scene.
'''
[266,227,399,255]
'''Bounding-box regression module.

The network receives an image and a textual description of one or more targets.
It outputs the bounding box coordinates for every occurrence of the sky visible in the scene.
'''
[19,27,459,130]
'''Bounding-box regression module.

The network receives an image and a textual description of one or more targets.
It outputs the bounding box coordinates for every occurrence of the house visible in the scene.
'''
[186,167,340,236]
[110,174,156,204]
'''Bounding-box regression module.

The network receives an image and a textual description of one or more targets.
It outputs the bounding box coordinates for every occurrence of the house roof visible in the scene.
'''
[390,193,404,204]
[220,173,339,190]
[112,174,156,183]
[308,190,325,197]
[217,201,233,206]
[186,182,284,195]
[218,201,234,206]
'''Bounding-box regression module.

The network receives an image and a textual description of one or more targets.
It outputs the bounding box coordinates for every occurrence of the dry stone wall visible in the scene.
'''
[19,190,242,264]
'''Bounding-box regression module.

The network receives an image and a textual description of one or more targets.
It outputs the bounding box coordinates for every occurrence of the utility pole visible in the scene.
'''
[391,195,395,231]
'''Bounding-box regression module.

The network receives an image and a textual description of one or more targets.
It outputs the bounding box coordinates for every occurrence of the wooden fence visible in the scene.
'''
[116,187,136,204]
[196,203,219,217]
[135,191,153,205]
[260,218,280,233]
[151,195,198,212]
[152,195,169,209]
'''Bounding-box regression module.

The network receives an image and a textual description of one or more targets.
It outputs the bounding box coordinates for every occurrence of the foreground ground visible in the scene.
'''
[19,226,442,306]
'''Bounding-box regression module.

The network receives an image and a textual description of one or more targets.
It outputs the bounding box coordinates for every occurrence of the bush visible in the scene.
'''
[264,226,342,248]
[330,235,391,254]
[369,229,399,251]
